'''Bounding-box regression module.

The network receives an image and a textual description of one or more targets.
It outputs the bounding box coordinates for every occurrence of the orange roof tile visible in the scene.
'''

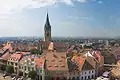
[72,56,86,71]
[8,53,22,62]
[21,52,31,55]
[35,58,45,68]
[20,56,31,64]
[45,52,68,71]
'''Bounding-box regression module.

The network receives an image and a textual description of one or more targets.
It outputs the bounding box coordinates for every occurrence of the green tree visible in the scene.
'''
[30,49,42,55]
[1,65,6,71]
[6,65,14,74]
[45,76,52,80]
[0,44,3,49]
[28,70,37,80]
[83,45,92,49]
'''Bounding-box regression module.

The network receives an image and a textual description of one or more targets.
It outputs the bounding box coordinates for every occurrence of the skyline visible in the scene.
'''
[0,0,120,38]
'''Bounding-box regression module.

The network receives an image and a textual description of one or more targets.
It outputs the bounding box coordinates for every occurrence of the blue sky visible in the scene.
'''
[0,0,120,37]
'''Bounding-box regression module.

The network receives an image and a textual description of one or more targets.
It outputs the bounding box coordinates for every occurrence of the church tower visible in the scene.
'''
[44,12,51,42]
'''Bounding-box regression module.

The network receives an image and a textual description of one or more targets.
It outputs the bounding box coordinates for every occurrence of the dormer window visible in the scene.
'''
[59,60,63,62]
[48,65,52,67]
[61,56,65,59]
[61,65,65,67]
[51,59,55,62]
[54,65,58,67]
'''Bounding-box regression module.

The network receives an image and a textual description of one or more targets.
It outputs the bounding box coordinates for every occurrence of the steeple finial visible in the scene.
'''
[45,9,50,26]
[47,8,48,13]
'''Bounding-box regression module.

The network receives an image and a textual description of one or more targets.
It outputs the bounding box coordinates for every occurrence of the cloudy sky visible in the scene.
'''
[0,0,120,37]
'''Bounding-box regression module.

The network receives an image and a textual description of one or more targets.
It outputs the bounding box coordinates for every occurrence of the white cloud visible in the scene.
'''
[0,0,57,14]
[68,16,94,21]
[98,0,103,4]
[91,0,103,4]
[62,0,73,5]
[77,0,87,3]
[0,0,90,14]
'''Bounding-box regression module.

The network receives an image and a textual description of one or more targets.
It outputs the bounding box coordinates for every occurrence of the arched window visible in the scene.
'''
[92,75,94,79]
[85,76,87,80]
[56,77,60,80]
[77,77,79,80]
[88,76,90,79]
[81,77,83,80]
[72,77,75,80]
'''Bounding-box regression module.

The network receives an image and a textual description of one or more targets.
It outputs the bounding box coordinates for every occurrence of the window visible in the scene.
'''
[88,76,90,79]
[15,63,17,66]
[89,71,91,73]
[39,70,42,73]
[59,60,63,62]
[51,59,55,62]
[55,65,58,67]
[7,62,9,65]
[91,75,94,79]
[81,77,83,80]
[92,70,94,73]
[19,66,21,69]
[25,66,26,70]
[11,62,13,65]
[85,76,87,80]
[48,65,52,67]
[81,72,83,75]
[28,67,30,71]
[61,65,65,67]
[32,68,34,71]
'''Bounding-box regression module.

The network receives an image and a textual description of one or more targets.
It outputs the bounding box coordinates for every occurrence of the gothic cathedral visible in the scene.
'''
[44,13,51,42]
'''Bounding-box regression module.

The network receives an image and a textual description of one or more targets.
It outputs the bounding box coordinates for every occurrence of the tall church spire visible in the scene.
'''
[44,11,51,42]
[45,12,50,26]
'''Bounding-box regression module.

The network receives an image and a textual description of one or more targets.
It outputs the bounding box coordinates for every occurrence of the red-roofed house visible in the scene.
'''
[35,58,45,80]
[71,55,96,80]
[45,52,69,80]
[19,56,45,80]
[7,53,23,73]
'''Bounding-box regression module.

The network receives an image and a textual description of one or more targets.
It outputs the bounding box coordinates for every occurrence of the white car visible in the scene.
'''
[12,77,16,80]
[17,78,21,80]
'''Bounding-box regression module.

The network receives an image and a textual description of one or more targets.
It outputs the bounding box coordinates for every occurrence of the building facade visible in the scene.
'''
[19,55,45,80]
[7,53,23,74]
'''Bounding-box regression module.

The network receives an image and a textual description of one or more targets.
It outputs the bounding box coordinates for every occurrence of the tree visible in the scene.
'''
[1,65,6,71]
[6,65,14,74]
[83,45,92,49]
[45,76,52,80]
[0,44,3,48]
[30,49,42,55]
[28,70,37,80]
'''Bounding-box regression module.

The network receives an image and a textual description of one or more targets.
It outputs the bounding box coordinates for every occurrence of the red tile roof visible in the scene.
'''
[21,52,31,55]
[72,56,86,71]
[20,56,33,64]
[40,41,69,52]
[8,53,22,62]
[35,58,45,68]
[45,52,68,71]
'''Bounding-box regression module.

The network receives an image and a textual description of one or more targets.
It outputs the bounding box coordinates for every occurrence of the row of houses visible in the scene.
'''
[0,42,104,80]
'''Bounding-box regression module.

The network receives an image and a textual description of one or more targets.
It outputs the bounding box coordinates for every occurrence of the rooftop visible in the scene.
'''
[45,52,68,71]
[8,53,23,62]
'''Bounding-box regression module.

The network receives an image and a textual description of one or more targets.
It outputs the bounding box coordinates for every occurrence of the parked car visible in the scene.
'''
[12,77,16,80]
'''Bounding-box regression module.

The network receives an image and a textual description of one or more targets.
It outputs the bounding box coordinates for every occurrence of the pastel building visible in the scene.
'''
[45,52,69,80]
[19,55,45,80]
[7,53,23,74]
